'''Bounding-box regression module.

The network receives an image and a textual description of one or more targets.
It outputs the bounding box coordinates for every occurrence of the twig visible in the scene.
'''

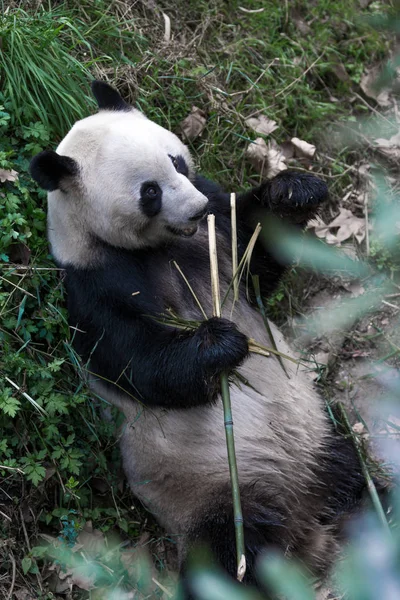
[0,509,12,522]
[364,190,370,257]
[19,507,44,592]
[337,403,390,534]
[162,13,171,42]
[6,552,16,600]
[238,6,265,13]
[0,274,35,297]
[207,214,246,582]
[152,577,173,598]
[221,223,262,309]
[353,92,394,126]
[275,52,324,97]
[252,275,290,378]
[5,377,47,416]
[173,261,207,319]
[382,300,399,311]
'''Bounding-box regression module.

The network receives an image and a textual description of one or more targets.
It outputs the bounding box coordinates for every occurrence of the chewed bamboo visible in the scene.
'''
[207,214,246,582]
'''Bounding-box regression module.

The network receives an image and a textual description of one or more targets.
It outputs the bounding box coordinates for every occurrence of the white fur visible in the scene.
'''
[48,109,208,267]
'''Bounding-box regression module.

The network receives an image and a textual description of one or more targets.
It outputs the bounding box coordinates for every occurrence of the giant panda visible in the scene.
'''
[30,81,365,595]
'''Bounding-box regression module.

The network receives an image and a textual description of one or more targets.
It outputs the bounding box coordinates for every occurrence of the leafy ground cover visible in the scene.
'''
[0,0,399,598]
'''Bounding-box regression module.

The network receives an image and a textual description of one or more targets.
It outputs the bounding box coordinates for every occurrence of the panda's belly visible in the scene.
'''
[107,303,330,533]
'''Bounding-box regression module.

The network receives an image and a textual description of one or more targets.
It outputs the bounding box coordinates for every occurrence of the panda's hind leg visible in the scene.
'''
[180,488,297,598]
[179,485,340,598]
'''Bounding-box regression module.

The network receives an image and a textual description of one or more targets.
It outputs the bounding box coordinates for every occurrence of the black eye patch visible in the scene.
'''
[140,181,162,217]
[169,154,189,177]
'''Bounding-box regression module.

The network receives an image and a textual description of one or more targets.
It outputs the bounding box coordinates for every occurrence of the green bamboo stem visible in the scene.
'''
[207,213,246,581]
[337,402,390,534]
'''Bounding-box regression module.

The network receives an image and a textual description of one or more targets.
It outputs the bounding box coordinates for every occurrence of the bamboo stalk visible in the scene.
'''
[337,402,390,534]
[231,193,239,303]
[207,214,246,582]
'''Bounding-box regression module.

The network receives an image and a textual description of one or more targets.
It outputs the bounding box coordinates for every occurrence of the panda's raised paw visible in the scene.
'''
[262,170,328,216]
[195,317,249,373]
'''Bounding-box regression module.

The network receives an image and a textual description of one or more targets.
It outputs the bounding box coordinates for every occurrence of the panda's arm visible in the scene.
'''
[194,171,327,299]
[89,313,249,409]
[103,313,251,408]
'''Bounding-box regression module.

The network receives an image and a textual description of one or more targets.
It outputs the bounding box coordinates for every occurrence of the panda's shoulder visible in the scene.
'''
[63,248,157,311]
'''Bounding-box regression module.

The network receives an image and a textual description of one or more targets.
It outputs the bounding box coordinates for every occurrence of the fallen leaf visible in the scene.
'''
[180,106,206,140]
[328,208,366,243]
[246,138,287,179]
[353,422,365,434]
[292,16,311,36]
[308,208,366,246]
[330,63,351,83]
[245,114,278,136]
[0,168,18,183]
[76,521,106,557]
[291,137,316,159]
[14,589,35,600]
[70,566,96,591]
[314,351,330,366]
[360,66,391,107]
[345,282,365,298]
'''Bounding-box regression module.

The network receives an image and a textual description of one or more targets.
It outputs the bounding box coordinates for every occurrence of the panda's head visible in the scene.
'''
[30,81,208,266]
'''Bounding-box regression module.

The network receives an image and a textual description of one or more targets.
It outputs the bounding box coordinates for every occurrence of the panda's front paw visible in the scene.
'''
[261,171,328,222]
[195,317,249,373]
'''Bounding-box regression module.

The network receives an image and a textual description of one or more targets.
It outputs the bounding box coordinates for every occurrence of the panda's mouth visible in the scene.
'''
[166,224,198,238]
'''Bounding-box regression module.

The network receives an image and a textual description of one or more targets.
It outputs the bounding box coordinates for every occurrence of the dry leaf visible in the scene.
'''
[360,66,391,107]
[70,566,96,591]
[328,208,366,243]
[245,114,278,136]
[0,168,18,183]
[14,589,36,600]
[353,422,365,434]
[375,130,400,162]
[180,106,206,140]
[308,208,366,246]
[76,521,106,557]
[292,17,311,36]
[345,282,365,298]
[246,138,287,179]
[330,63,351,83]
[291,137,316,159]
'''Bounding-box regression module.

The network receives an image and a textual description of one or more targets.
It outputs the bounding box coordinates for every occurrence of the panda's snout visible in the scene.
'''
[188,206,208,222]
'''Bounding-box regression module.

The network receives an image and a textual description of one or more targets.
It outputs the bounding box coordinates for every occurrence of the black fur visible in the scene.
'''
[30,150,78,191]
[140,181,162,217]
[62,171,326,409]
[169,154,189,177]
[91,80,130,111]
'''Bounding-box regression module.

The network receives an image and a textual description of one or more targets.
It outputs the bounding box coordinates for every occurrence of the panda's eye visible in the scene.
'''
[146,186,157,197]
[169,154,189,177]
[140,181,162,218]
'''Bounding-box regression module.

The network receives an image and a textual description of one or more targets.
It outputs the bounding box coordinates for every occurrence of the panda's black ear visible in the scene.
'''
[30,150,79,192]
[91,80,130,111]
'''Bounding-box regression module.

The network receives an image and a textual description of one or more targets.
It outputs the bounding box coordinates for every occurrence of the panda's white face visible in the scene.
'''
[46,108,208,266]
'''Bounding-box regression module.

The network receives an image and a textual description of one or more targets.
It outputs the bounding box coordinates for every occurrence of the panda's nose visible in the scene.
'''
[189,207,208,222]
